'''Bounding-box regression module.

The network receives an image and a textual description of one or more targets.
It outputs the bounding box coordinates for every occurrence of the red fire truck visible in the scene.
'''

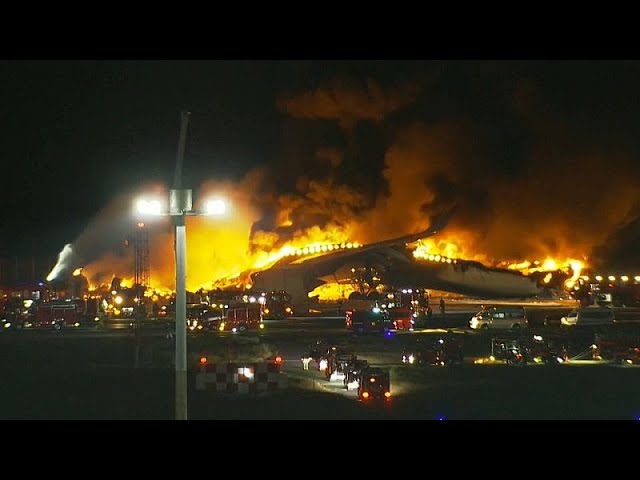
[592,332,640,364]
[31,300,84,330]
[218,303,264,333]
[383,289,430,329]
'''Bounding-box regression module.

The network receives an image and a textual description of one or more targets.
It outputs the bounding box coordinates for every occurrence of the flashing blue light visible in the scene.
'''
[385,330,393,338]
[437,415,446,421]
[38,282,44,286]
[372,307,381,313]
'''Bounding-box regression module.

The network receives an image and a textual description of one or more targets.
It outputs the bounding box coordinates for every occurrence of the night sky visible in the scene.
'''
[2,60,640,271]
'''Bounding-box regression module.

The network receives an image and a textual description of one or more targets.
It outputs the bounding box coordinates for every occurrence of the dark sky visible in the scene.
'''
[2,60,640,270]
[0,60,281,256]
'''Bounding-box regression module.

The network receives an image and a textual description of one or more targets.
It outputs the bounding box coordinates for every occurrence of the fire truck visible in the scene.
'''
[186,302,235,333]
[381,289,430,329]
[259,291,293,319]
[592,331,640,364]
[217,303,264,333]
[30,299,84,330]
[1,297,28,330]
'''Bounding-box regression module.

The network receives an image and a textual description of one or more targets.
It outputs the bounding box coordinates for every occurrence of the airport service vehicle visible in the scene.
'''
[469,305,528,330]
[402,335,464,366]
[346,308,392,334]
[479,335,568,366]
[357,367,391,403]
[560,307,615,327]
[344,358,370,389]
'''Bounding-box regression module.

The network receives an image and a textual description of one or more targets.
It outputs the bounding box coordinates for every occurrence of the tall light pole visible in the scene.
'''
[172,110,191,421]
[135,110,228,421]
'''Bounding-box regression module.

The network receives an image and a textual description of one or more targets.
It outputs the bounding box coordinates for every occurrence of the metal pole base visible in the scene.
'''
[176,369,188,420]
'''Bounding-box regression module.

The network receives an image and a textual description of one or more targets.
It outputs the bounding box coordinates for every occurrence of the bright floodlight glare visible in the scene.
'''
[136,198,163,216]
[205,199,226,216]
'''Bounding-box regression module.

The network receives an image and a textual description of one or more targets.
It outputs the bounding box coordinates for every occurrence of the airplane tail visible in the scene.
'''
[422,205,457,237]
[375,205,457,247]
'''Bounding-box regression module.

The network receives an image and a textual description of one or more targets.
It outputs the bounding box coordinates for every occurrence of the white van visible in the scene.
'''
[469,305,528,330]
[560,307,614,327]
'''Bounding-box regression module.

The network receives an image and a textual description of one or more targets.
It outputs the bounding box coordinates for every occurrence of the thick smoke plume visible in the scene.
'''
[50,65,640,291]
[269,69,640,268]
[278,77,421,130]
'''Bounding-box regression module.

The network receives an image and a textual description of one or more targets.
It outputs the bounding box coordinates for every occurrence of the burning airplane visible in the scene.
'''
[47,72,640,305]
[248,209,545,303]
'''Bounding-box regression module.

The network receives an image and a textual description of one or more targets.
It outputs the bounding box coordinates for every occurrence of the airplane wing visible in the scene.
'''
[248,207,457,299]
[248,205,542,301]
[274,205,457,268]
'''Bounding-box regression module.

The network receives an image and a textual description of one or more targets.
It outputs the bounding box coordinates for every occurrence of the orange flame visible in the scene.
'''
[411,235,586,281]
[77,174,590,296]
[308,282,357,301]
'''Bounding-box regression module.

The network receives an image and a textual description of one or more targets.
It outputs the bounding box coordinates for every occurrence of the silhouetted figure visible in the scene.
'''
[301,356,311,370]
[439,298,446,316]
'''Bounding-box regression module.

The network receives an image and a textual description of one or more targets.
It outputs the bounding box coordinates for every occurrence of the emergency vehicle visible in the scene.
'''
[528,334,569,364]
[325,352,355,381]
[31,300,83,330]
[344,358,369,389]
[316,343,349,374]
[383,289,430,329]
[259,291,293,319]
[186,303,220,332]
[357,367,391,403]
[1,297,29,330]
[345,308,392,334]
[475,334,568,366]
[217,303,264,333]
[592,332,640,364]
[402,335,464,366]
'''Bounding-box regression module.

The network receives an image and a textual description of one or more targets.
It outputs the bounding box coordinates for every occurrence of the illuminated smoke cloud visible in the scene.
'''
[49,65,640,290]
[46,243,76,281]
[46,183,169,286]
[278,77,421,129]
[272,68,640,266]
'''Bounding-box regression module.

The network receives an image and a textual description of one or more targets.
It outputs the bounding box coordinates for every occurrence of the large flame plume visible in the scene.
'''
[48,68,640,294]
